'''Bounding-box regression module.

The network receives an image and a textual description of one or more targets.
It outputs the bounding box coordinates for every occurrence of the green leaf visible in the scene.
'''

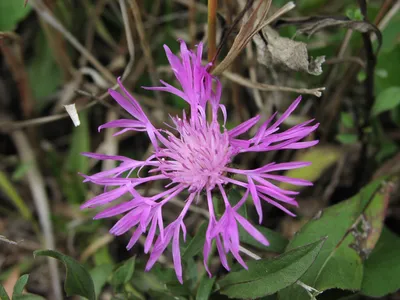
[0,171,32,222]
[361,227,400,297]
[65,111,90,173]
[340,112,355,128]
[336,133,358,145]
[372,86,400,116]
[13,274,29,296]
[0,0,31,31]
[111,257,136,287]
[13,295,45,300]
[196,275,215,300]
[90,264,113,297]
[27,32,62,107]
[228,188,247,218]
[182,222,207,261]
[62,111,90,203]
[0,283,10,300]
[218,238,326,299]
[280,146,341,191]
[34,249,95,300]
[279,179,392,300]
[378,10,400,53]
[239,225,288,253]
[375,46,400,93]
[12,162,32,181]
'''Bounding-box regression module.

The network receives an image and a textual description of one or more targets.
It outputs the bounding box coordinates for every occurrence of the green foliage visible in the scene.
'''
[0,282,10,300]
[27,32,62,108]
[0,171,33,222]
[90,264,113,297]
[218,238,325,299]
[196,275,215,300]
[361,227,400,297]
[239,225,288,254]
[182,221,207,260]
[371,86,400,116]
[12,295,45,300]
[0,0,31,31]
[34,249,96,300]
[280,146,342,191]
[13,274,29,296]
[0,274,45,300]
[111,257,136,288]
[62,111,90,203]
[336,133,358,144]
[279,179,393,299]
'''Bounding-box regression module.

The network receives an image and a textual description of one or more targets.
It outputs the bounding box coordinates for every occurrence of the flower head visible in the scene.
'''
[81,40,318,283]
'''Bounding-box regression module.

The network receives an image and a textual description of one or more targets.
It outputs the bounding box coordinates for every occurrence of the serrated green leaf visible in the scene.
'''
[372,87,400,116]
[279,179,392,300]
[0,0,31,31]
[218,238,326,299]
[13,274,29,296]
[111,257,135,287]
[34,249,95,300]
[361,227,400,297]
[196,275,215,300]
[280,146,341,191]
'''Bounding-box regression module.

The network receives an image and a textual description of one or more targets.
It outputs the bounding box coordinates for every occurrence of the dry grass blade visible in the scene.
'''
[212,0,272,76]
[129,0,163,103]
[11,131,62,300]
[223,71,325,97]
[29,0,116,84]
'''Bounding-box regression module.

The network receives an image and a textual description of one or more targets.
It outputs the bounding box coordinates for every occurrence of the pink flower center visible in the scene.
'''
[157,116,232,192]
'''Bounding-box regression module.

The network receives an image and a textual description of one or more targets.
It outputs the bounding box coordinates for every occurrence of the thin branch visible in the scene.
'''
[223,71,325,97]
[11,130,62,300]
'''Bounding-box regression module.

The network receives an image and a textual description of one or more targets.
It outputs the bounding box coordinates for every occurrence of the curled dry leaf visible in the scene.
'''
[253,26,325,76]
[212,0,271,76]
[274,16,382,52]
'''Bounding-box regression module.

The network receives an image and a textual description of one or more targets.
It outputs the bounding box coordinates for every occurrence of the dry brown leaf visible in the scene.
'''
[274,16,382,51]
[212,0,271,76]
[254,26,325,75]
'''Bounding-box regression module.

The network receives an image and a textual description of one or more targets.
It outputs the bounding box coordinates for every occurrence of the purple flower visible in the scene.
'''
[81,40,318,283]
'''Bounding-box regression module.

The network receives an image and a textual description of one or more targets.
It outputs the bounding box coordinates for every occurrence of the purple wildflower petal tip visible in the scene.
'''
[81,39,319,283]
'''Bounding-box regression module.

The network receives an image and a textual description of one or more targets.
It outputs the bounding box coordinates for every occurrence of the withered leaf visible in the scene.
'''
[274,16,382,52]
[253,26,325,76]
